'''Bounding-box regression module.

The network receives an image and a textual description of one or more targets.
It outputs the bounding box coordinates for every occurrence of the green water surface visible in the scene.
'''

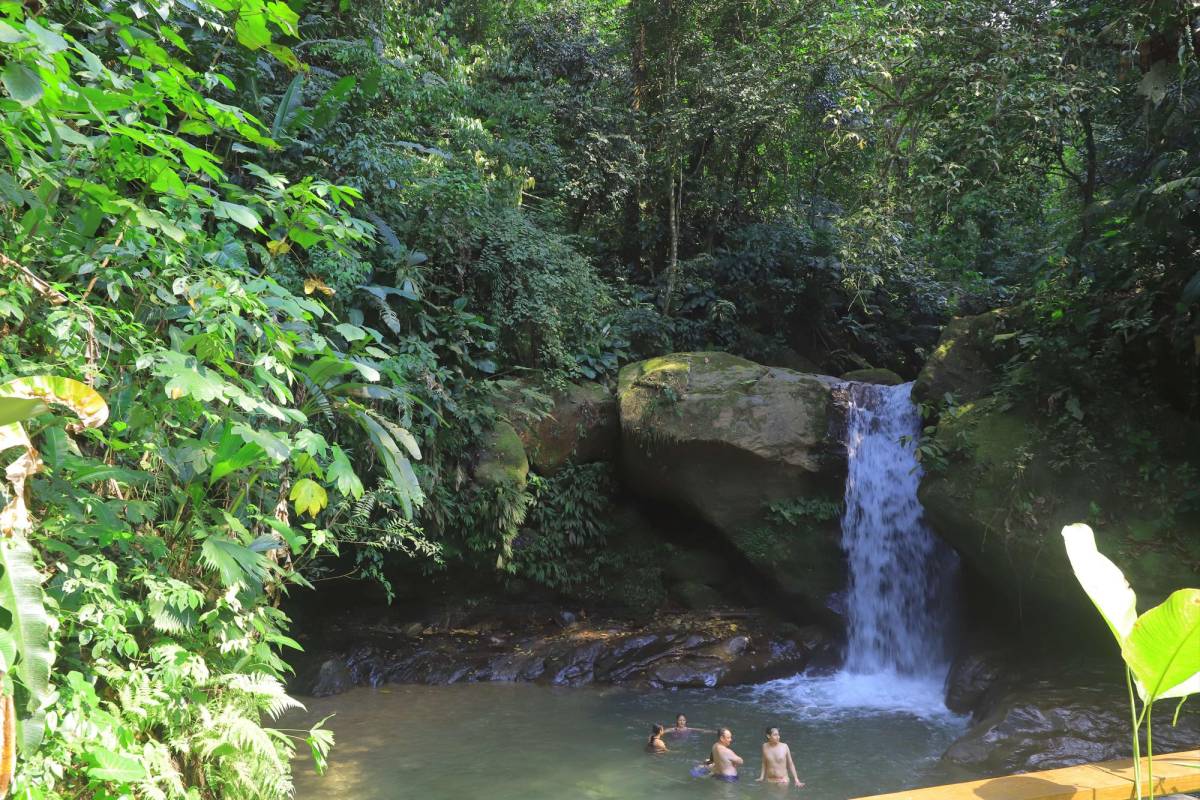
[290,676,969,800]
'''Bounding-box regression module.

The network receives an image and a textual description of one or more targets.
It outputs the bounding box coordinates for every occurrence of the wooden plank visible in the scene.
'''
[849,750,1200,800]
[1090,750,1200,800]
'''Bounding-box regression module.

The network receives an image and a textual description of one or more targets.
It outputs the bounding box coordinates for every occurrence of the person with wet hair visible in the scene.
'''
[668,712,712,737]
[710,727,743,782]
[756,726,804,787]
[646,723,668,753]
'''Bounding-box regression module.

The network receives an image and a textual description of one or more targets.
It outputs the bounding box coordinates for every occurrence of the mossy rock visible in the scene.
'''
[617,352,848,610]
[840,368,904,386]
[913,311,1009,404]
[518,381,618,475]
[473,421,529,489]
[919,395,1200,626]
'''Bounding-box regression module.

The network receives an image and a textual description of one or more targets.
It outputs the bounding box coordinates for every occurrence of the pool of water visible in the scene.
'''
[288,673,969,800]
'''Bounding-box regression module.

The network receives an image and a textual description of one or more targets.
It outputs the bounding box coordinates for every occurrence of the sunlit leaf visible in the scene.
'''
[289,478,328,518]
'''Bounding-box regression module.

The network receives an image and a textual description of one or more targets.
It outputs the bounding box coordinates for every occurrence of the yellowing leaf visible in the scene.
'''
[303,277,334,296]
[267,239,291,256]
[289,478,328,518]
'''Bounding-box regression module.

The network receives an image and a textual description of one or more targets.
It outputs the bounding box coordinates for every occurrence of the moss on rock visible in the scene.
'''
[920,394,1200,626]
[474,421,530,489]
[840,368,905,385]
[913,311,1009,404]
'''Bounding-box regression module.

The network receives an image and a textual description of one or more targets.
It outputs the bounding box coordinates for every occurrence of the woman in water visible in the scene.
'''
[646,724,668,753]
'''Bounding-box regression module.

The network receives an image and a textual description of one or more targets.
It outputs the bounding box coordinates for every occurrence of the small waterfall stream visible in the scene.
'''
[754,380,961,717]
[841,381,957,677]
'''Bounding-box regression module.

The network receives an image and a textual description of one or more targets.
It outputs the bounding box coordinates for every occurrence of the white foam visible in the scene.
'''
[749,671,963,722]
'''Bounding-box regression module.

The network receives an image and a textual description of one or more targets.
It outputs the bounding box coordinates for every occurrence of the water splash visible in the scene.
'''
[841,381,958,677]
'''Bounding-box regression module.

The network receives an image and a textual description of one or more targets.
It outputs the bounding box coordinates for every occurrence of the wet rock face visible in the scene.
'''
[943,640,1014,718]
[941,679,1200,775]
[290,609,834,696]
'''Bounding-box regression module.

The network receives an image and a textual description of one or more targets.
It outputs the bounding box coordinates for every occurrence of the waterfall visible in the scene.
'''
[751,380,962,718]
[841,381,957,677]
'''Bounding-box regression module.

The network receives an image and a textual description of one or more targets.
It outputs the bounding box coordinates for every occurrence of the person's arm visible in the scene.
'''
[731,749,744,767]
[786,747,803,787]
[756,744,767,781]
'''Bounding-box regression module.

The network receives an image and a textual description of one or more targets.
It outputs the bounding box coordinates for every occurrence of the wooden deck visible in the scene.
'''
[850,751,1200,800]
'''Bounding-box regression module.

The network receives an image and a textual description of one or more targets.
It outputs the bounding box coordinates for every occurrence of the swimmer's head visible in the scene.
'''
[650,723,665,738]
[675,713,686,728]
[717,727,732,745]
[765,727,781,743]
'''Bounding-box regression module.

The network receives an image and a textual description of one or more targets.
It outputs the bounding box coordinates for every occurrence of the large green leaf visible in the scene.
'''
[1123,589,1200,702]
[0,537,53,752]
[86,747,147,782]
[1,63,43,107]
[1061,524,1138,645]
[272,73,305,138]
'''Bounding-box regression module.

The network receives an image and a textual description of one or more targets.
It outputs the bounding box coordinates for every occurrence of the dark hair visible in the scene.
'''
[765,726,779,738]
[675,713,686,721]
[717,727,731,739]
[648,723,665,743]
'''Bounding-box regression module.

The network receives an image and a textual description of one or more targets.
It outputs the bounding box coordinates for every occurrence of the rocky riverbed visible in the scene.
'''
[291,606,840,696]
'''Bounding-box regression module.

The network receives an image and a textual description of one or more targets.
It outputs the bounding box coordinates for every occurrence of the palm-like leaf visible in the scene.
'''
[0,538,52,752]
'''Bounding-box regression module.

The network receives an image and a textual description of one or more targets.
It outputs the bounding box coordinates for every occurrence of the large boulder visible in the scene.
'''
[913,311,1007,404]
[617,352,848,609]
[515,382,619,475]
[942,678,1200,775]
[917,314,1200,630]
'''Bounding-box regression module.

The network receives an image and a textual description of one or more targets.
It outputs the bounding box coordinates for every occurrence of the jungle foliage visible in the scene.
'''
[0,0,1197,795]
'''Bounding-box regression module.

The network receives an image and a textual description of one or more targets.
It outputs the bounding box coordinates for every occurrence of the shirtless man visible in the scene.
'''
[756,727,804,788]
[710,727,743,782]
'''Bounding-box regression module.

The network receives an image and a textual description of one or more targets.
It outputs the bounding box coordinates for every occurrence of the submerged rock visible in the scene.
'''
[290,609,831,696]
[617,352,848,610]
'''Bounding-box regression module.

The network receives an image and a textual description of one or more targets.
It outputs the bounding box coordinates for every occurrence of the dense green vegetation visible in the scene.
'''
[0,0,1197,795]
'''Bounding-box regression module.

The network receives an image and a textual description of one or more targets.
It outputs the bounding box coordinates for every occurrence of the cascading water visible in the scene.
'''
[841,381,957,677]
[753,380,960,718]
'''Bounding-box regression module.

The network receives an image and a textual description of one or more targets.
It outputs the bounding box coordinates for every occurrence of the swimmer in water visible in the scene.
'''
[710,727,743,782]
[756,726,804,788]
[646,723,668,754]
[668,713,711,736]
